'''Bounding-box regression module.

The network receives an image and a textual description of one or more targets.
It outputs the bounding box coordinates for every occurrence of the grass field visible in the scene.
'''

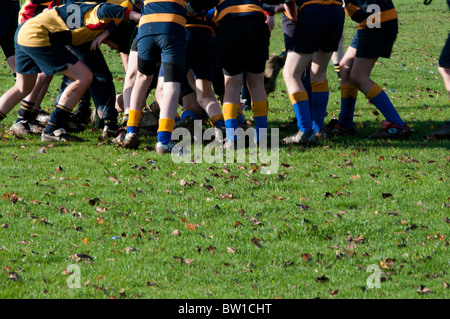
[0,0,449,300]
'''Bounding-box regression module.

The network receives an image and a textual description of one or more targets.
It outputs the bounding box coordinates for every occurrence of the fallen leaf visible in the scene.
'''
[417,285,433,295]
[251,237,262,248]
[96,217,104,225]
[330,289,339,296]
[82,238,90,245]
[186,224,196,231]
[171,229,180,236]
[301,253,312,262]
[315,275,329,283]
[227,246,236,254]
[71,253,93,262]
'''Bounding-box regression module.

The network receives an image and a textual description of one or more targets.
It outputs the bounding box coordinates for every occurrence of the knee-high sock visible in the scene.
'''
[366,83,404,126]
[157,118,175,144]
[290,91,312,132]
[223,103,240,142]
[180,108,200,122]
[126,109,143,134]
[210,114,225,128]
[251,100,268,142]
[16,100,35,122]
[45,104,72,133]
[338,84,358,128]
[311,80,329,133]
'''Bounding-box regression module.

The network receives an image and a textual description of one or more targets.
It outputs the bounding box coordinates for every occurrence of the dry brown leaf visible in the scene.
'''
[301,253,312,261]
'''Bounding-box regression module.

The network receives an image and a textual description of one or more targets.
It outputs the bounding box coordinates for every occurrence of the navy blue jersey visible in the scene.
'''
[344,0,397,30]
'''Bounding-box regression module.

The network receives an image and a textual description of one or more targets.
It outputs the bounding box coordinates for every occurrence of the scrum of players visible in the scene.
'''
[0,0,448,154]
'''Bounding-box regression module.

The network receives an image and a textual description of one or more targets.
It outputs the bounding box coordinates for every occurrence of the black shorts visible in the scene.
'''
[282,13,295,51]
[0,1,20,59]
[350,20,398,59]
[439,34,450,68]
[216,14,270,76]
[186,28,215,81]
[291,4,345,54]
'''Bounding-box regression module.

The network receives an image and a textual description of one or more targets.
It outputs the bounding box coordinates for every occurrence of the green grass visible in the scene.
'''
[0,0,449,299]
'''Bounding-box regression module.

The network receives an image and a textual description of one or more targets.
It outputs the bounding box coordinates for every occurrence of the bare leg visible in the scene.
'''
[245,71,267,102]
[195,78,222,119]
[58,61,93,110]
[129,71,153,113]
[438,66,450,97]
[159,81,180,121]
[349,57,377,95]
[282,50,313,95]
[0,73,37,116]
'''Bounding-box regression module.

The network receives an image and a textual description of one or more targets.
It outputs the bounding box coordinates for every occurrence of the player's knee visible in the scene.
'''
[349,73,364,86]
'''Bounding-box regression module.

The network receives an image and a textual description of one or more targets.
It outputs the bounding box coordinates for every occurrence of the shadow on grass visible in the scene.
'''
[269,119,450,150]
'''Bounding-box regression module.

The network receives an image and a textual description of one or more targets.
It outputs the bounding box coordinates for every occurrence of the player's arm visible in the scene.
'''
[343,0,371,23]
[284,0,297,23]
[90,29,111,50]
[96,3,141,22]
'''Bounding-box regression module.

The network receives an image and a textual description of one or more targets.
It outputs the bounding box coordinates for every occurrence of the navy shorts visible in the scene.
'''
[216,14,270,76]
[136,33,186,77]
[186,28,215,81]
[350,20,398,59]
[0,1,20,59]
[291,4,345,54]
[15,42,79,76]
[439,34,450,68]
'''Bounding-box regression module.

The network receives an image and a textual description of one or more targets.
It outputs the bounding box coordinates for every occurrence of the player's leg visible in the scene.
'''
[0,73,37,122]
[42,60,93,141]
[282,50,315,144]
[309,50,333,135]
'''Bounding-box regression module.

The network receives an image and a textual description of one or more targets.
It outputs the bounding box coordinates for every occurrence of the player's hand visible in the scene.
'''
[91,30,111,50]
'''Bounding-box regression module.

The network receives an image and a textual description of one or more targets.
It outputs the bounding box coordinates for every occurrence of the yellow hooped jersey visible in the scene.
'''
[17,2,132,47]
[214,0,266,25]
[138,0,187,37]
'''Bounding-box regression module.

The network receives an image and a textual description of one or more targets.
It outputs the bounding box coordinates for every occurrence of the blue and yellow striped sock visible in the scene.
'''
[223,103,240,142]
[311,80,329,133]
[338,84,358,128]
[126,109,143,134]
[180,109,200,122]
[366,83,404,126]
[210,114,225,128]
[251,100,268,142]
[157,118,175,144]
[290,91,312,132]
